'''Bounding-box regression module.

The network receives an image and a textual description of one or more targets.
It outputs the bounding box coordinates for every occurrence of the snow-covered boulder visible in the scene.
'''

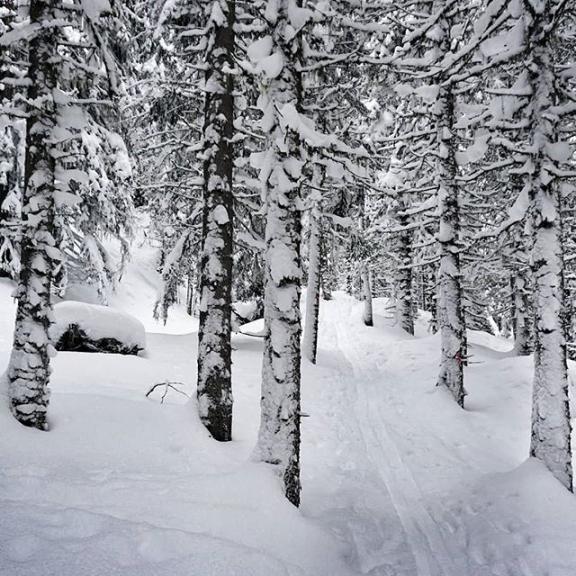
[54,301,146,355]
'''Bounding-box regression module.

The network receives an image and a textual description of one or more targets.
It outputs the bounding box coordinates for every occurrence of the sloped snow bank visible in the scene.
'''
[0,332,354,576]
[0,273,354,576]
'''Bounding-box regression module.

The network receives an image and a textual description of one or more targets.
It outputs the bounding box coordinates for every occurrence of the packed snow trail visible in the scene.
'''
[335,322,460,576]
[303,295,576,576]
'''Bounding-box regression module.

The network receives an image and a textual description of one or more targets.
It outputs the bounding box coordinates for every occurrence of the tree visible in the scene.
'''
[428,2,468,407]
[522,0,573,490]
[4,0,129,428]
[6,0,61,429]
[379,0,471,405]
[0,1,23,280]
[303,191,322,363]
[251,0,311,507]
[196,0,235,441]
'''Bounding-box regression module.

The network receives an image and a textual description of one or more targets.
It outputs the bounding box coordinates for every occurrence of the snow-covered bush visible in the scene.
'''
[54,302,145,356]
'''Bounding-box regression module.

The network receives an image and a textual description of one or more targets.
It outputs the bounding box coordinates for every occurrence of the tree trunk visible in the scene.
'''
[511,270,533,356]
[435,81,467,407]
[320,235,334,301]
[566,276,575,362]
[395,205,414,335]
[196,0,235,442]
[361,263,373,327]
[525,1,573,490]
[8,0,60,430]
[255,0,303,508]
[530,186,572,489]
[186,269,194,317]
[303,202,322,363]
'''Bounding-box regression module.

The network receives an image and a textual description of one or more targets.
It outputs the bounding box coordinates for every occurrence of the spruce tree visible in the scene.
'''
[196,0,235,441]
[252,0,309,507]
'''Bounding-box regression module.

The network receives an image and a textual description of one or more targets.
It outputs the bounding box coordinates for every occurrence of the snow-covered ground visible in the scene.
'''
[2,251,576,575]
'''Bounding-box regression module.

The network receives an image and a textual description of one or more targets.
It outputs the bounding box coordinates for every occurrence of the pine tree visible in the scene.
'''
[429,2,467,407]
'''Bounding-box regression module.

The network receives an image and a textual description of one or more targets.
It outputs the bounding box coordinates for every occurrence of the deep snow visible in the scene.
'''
[1,251,576,575]
[53,300,146,351]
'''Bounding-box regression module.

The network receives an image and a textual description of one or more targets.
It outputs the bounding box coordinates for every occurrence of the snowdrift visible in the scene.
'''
[54,301,146,355]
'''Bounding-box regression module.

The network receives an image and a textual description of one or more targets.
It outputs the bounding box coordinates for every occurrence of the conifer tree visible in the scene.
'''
[251,0,310,507]
[0,0,23,280]
[522,0,573,490]
[196,0,235,441]
[5,0,129,428]
[6,0,60,429]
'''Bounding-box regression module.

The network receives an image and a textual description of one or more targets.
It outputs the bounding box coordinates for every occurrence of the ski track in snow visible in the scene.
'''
[303,312,416,576]
[322,297,540,576]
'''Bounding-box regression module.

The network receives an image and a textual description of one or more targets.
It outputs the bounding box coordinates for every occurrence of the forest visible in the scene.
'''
[1,0,576,575]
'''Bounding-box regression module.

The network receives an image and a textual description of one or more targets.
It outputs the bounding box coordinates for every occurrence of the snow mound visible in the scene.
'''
[54,301,146,354]
[232,300,262,332]
[239,318,265,338]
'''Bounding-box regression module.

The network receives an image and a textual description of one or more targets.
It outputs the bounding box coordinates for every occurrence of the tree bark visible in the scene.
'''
[361,263,373,327]
[394,202,415,335]
[255,0,303,507]
[435,81,467,407]
[525,0,573,490]
[196,0,235,442]
[303,202,322,363]
[7,0,60,430]
[511,270,533,356]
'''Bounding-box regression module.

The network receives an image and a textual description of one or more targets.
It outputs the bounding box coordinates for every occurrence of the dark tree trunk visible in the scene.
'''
[320,229,335,301]
[196,0,235,442]
[395,202,415,335]
[303,202,322,363]
[361,263,373,327]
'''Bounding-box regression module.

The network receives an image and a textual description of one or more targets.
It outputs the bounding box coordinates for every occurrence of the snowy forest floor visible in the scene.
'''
[2,253,576,575]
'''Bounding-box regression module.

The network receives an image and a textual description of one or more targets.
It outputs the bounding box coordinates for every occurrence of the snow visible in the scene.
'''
[233,301,259,321]
[247,36,284,79]
[240,318,266,338]
[108,238,199,335]
[0,277,350,576]
[2,270,576,574]
[455,134,490,166]
[81,0,112,20]
[53,301,146,352]
[479,20,524,59]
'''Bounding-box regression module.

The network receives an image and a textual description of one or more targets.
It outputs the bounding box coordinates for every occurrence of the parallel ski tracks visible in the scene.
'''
[329,301,535,576]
